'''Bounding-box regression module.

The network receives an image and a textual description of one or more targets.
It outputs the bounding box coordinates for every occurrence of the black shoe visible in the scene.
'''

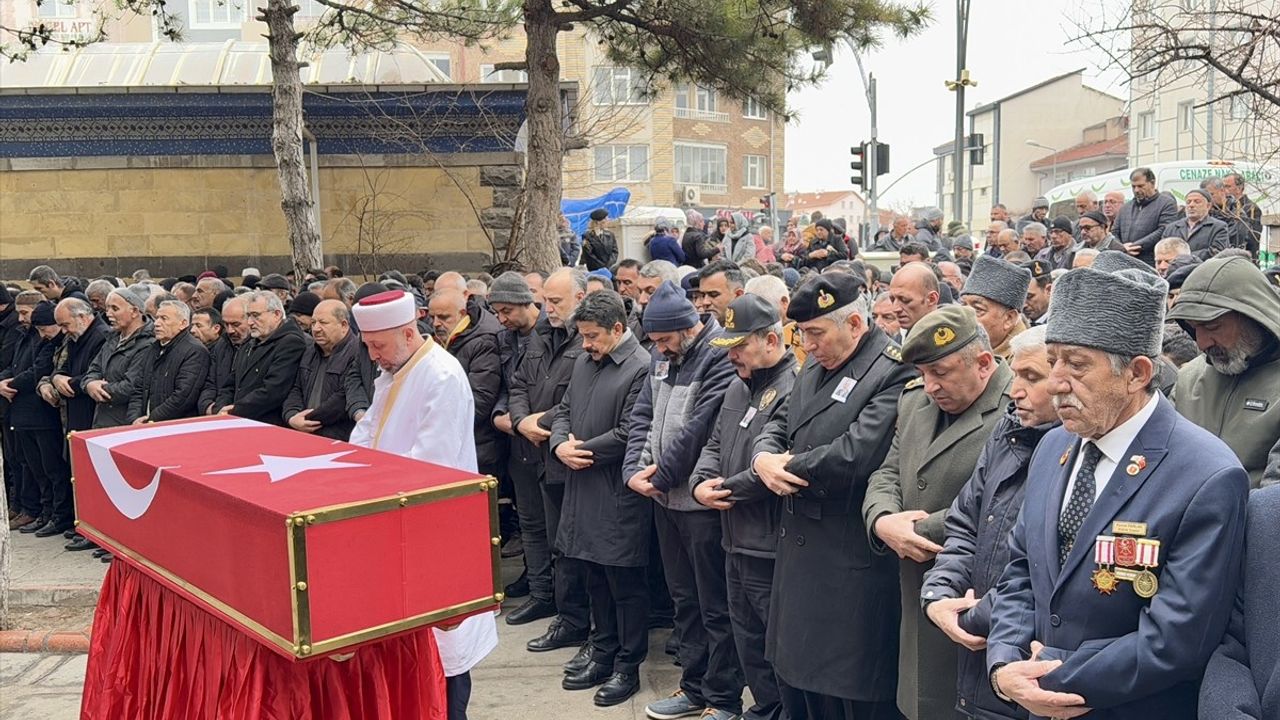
[34,520,73,538]
[65,537,98,552]
[526,620,589,652]
[19,517,48,534]
[92,547,109,559]
[500,534,524,559]
[505,597,557,626]
[665,633,679,656]
[563,643,593,674]
[593,672,640,707]
[561,660,612,691]
[504,571,530,599]
[62,528,78,540]
[101,552,114,563]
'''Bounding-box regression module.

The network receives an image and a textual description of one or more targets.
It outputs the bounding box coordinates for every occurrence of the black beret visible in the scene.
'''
[1050,216,1074,234]
[288,291,321,317]
[787,273,864,322]
[32,301,57,327]
[590,208,609,221]
[1080,210,1107,226]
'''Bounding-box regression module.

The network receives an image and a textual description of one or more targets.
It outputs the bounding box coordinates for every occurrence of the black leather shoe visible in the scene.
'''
[563,643,593,674]
[92,547,109,559]
[503,572,530,599]
[101,552,114,563]
[526,620,588,652]
[35,520,73,538]
[561,660,612,691]
[19,518,48,534]
[65,536,98,552]
[62,528,78,540]
[593,672,640,707]
[505,597,557,626]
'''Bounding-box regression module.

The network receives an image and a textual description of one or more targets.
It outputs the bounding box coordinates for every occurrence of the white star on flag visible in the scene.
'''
[206,451,368,483]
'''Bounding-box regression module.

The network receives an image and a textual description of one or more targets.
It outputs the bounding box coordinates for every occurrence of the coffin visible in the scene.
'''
[70,416,501,660]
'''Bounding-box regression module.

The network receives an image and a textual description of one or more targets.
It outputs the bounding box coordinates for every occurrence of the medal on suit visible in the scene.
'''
[1095,522,1160,598]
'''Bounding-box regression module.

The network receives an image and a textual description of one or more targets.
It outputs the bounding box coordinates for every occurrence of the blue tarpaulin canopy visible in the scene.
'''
[562,188,631,236]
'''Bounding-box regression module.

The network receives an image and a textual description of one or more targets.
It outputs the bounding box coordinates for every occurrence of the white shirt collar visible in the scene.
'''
[1090,391,1160,464]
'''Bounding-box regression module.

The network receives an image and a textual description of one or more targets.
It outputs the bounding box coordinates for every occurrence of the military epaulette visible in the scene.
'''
[882,343,903,362]
[904,376,925,390]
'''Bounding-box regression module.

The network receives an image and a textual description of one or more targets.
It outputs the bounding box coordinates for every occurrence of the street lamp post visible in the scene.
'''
[1026,139,1060,194]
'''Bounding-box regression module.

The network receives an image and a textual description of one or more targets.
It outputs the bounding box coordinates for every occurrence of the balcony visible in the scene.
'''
[674,106,729,122]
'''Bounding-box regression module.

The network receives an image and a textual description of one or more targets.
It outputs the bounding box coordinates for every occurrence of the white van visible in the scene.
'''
[618,206,688,262]
[1043,160,1278,220]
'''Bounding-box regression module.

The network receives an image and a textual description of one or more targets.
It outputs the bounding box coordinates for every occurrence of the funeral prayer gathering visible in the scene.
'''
[3,183,1279,720]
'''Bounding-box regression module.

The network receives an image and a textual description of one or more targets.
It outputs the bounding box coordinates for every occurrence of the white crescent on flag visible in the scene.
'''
[84,418,261,520]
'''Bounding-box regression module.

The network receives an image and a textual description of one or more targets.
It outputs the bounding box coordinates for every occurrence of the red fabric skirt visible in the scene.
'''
[81,560,447,720]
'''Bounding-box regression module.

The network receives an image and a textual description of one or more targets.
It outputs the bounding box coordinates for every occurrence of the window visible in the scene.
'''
[37,0,79,18]
[1177,100,1194,133]
[743,96,767,120]
[1137,111,1155,140]
[593,145,649,183]
[675,84,727,120]
[189,0,247,29]
[423,53,451,80]
[743,155,767,189]
[479,64,528,83]
[1230,94,1249,120]
[591,67,647,105]
[674,143,727,192]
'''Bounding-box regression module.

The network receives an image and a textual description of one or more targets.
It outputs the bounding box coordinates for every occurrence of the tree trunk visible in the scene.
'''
[516,0,565,274]
[260,0,322,280]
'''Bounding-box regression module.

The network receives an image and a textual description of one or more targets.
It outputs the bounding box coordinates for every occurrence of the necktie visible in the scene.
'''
[1059,441,1104,568]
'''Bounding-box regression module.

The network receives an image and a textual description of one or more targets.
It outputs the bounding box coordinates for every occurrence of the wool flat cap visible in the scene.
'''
[710,294,780,348]
[352,290,416,332]
[1047,267,1167,357]
[643,281,699,333]
[961,254,1031,310]
[901,305,980,365]
[1093,250,1156,276]
[288,291,321,317]
[487,271,535,306]
[590,208,609,221]
[259,273,291,291]
[787,273,864,322]
[31,301,57,327]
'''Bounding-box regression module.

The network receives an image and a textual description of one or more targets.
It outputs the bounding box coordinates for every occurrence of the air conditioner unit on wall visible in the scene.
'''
[683,186,701,205]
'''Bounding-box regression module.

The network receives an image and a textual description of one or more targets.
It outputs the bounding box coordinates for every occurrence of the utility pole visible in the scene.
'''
[853,51,879,247]
[946,0,975,225]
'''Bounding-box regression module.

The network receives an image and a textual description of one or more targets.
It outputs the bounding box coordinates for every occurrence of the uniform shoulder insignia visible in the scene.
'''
[883,343,902,362]
[904,376,925,390]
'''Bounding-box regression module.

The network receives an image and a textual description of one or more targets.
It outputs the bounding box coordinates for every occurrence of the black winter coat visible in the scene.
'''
[690,351,797,558]
[550,331,652,566]
[446,305,506,471]
[680,228,717,268]
[129,332,210,422]
[507,321,583,483]
[920,408,1056,719]
[82,322,155,429]
[223,319,308,426]
[344,342,377,421]
[199,335,236,415]
[49,316,109,432]
[581,229,618,271]
[283,331,360,441]
[2,327,62,431]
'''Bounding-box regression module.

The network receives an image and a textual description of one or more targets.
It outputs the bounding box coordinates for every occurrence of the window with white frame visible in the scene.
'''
[743,96,767,119]
[1177,100,1194,133]
[674,143,727,191]
[1137,111,1155,140]
[479,64,528,83]
[675,84,717,112]
[593,145,650,183]
[1230,94,1249,120]
[421,53,451,80]
[189,0,247,29]
[591,67,647,105]
[37,0,79,18]
[742,155,767,189]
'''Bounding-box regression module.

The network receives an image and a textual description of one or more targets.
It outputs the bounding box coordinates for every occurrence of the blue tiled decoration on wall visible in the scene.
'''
[0,88,527,158]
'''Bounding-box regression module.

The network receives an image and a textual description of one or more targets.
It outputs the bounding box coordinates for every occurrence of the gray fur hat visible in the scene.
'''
[487,271,535,306]
[961,254,1031,310]
[1047,267,1168,357]
[1093,250,1156,276]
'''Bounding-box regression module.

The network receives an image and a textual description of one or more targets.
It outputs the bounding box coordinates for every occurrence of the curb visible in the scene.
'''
[9,585,101,608]
[0,628,91,653]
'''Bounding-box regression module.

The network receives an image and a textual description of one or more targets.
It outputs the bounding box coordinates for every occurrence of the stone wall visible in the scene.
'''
[0,154,524,279]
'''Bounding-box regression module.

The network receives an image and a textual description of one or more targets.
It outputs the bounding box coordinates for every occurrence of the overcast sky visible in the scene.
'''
[783,0,1126,209]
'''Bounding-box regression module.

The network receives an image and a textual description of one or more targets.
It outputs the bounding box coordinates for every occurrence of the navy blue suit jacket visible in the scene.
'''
[986,395,1248,719]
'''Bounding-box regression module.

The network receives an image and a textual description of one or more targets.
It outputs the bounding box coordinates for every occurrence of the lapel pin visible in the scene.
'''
[1059,449,1069,466]
[1126,455,1147,475]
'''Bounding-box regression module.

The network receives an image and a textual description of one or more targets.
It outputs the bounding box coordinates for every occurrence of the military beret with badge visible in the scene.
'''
[786,273,865,323]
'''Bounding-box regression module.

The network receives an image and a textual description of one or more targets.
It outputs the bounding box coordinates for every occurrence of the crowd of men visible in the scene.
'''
[2,163,1279,720]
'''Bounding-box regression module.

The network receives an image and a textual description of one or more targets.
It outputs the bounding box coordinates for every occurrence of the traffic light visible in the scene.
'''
[850,142,868,192]
[875,142,890,176]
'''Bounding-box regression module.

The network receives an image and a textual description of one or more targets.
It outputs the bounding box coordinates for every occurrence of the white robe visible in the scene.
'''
[348,338,498,677]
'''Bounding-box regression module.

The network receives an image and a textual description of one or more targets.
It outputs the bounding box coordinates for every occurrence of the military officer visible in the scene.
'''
[692,294,798,720]
[752,273,916,720]
[863,305,1014,720]
[986,267,1248,719]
